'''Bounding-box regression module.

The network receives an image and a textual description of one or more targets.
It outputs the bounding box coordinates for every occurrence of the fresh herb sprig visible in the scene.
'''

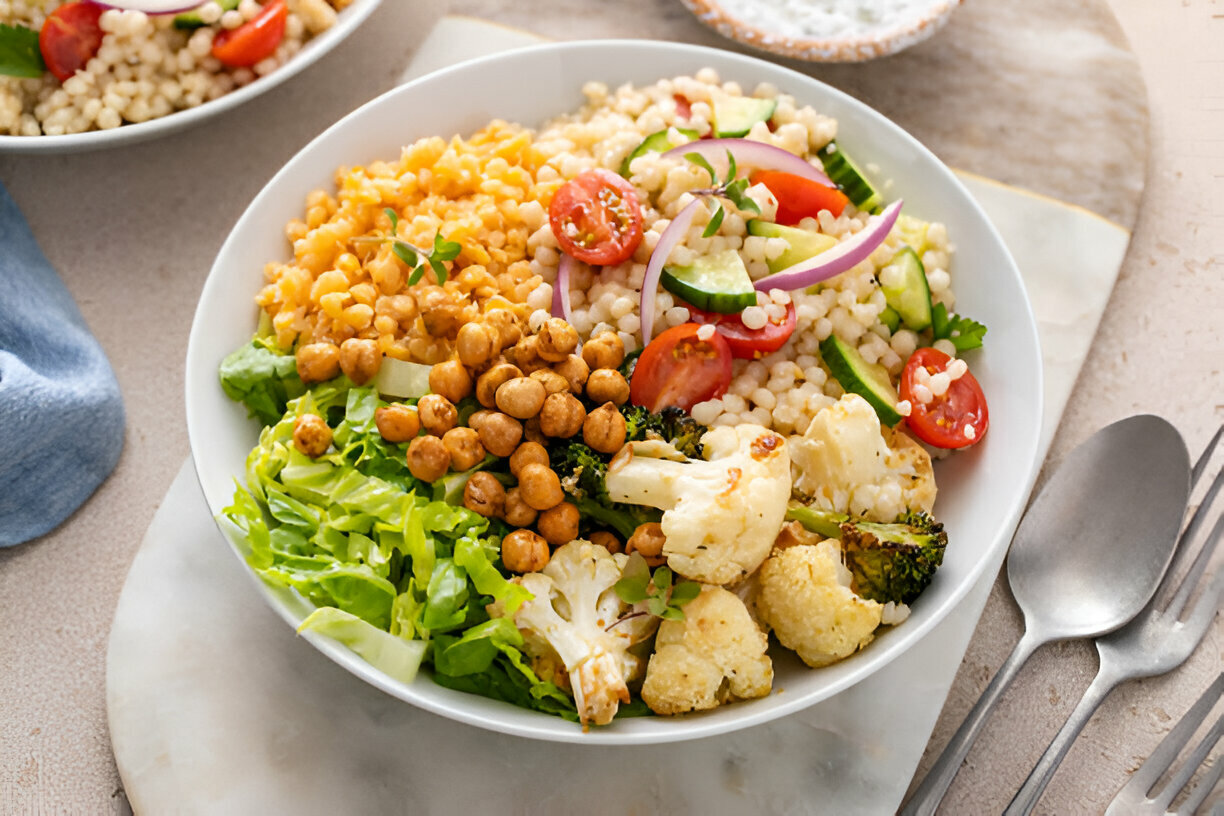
[0,23,45,79]
[685,150,762,238]
[612,555,701,623]
[931,302,987,351]
[354,207,462,285]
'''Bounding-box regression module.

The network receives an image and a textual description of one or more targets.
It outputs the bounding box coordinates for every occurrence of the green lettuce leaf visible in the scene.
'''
[298,607,426,684]
[218,340,306,426]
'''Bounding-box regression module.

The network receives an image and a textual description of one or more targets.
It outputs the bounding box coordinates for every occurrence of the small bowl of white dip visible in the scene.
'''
[680,0,962,62]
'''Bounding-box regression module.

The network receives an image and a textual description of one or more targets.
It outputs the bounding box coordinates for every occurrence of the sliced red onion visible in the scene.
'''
[640,198,703,343]
[753,199,903,291]
[552,253,577,324]
[661,138,834,187]
[94,0,201,12]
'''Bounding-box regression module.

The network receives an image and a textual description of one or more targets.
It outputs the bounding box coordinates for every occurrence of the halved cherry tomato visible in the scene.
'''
[549,168,644,266]
[630,323,733,412]
[673,94,692,120]
[752,170,850,225]
[211,0,288,68]
[900,347,989,449]
[39,2,105,82]
[688,302,797,359]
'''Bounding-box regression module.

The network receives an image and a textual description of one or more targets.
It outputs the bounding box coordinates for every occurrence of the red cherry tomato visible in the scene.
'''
[673,94,692,120]
[688,302,797,359]
[549,168,644,266]
[211,0,288,68]
[900,347,989,449]
[752,170,850,225]
[39,2,105,82]
[630,323,733,413]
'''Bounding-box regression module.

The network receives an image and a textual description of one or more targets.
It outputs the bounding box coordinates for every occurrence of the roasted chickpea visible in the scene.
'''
[529,368,570,396]
[407,435,450,482]
[417,393,458,436]
[485,308,521,351]
[583,402,627,454]
[339,338,381,385]
[523,416,546,445]
[517,463,564,511]
[456,322,497,368]
[552,354,589,394]
[428,359,472,403]
[510,334,548,374]
[293,414,332,457]
[582,331,626,371]
[295,342,341,384]
[502,487,538,527]
[495,377,547,420]
[476,363,522,408]
[538,501,580,547]
[509,441,550,478]
[442,427,485,471]
[375,404,420,443]
[501,529,549,573]
[539,392,586,439]
[588,530,622,554]
[537,317,579,362]
[463,471,505,517]
[626,522,667,566]
[467,409,494,432]
[477,412,523,458]
[417,287,461,336]
[586,368,630,405]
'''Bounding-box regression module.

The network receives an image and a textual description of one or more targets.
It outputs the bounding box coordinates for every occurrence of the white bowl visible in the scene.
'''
[0,0,382,155]
[186,40,1043,744]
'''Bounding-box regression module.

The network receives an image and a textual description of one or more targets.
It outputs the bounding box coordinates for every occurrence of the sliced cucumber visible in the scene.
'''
[819,142,882,213]
[619,127,700,176]
[879,306,901,333]
[660,249,757,314]
[174,0,239,28]
[820,334,902,426]
[746,220,839,273]
[374,357,432,399]
[713,97,777,138]
[880,247,932,331]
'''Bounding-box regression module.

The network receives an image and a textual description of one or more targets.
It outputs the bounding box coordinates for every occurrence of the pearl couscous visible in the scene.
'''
[0,0,351,136]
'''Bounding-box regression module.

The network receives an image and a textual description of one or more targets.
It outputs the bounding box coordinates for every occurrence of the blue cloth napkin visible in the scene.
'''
[0,181,124,547]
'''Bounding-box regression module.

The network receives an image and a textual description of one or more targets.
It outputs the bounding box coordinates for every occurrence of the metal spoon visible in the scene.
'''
[901,415,1191,816]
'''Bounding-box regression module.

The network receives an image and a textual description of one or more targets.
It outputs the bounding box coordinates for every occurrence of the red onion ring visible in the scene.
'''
[753,199,903,291]
[661,138,834,188]
[94,0,201,12]
[552,253,577,324]
[639,198,704,343]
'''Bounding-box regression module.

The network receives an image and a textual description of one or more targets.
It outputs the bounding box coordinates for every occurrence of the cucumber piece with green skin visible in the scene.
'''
[746,220,839,273]
[713,97,777,138]
[174,0,240,28]
[880,247,932,331]
[820,334,902,426]
[619,127,700,176]
[819,142,882,213]
[879,306,901,333]
[661,249,757,314]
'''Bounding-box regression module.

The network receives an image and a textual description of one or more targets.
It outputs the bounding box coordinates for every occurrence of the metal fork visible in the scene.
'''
[1004,423,1224,815]
[1106,672,1223,815]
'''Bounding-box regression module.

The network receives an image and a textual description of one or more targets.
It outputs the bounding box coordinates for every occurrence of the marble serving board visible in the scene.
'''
[104,14,1141,814]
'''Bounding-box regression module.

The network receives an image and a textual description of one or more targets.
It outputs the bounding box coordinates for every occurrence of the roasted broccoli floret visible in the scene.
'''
[551,440,660,541]
[621,405,706,458]
[784,505,947,605]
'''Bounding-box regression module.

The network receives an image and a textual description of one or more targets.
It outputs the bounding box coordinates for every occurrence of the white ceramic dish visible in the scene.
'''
[0,0,382,155]
[681,0,961,62]
[185,39,1043,744]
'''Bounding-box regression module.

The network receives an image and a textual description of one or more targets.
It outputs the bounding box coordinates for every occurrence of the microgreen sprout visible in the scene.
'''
[352,207,462,285]
[611,554,701,625]
[684,149,762,238]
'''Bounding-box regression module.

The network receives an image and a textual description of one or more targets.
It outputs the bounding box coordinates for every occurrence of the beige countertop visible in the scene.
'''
[0,0,1220,813]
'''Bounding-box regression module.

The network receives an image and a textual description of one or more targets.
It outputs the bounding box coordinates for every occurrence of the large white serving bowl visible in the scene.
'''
[186,40,1043,745]
[0,0,381,155]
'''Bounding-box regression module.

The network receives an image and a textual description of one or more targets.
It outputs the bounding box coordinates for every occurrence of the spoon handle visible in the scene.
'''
[1002,667,1121,816]
[900,630,1043,816]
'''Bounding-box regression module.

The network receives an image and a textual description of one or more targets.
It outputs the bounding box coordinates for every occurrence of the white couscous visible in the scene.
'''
[218,70,991,728]
[0,0,351,136]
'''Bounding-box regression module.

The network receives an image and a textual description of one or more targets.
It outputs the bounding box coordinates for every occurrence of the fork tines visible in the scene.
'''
[1106,673,1223,815]
[1156,423,1224,620]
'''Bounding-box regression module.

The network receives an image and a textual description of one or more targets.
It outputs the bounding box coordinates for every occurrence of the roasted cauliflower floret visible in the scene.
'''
[506,540,657,726]
[790,394,936,522]
[641,585,773,715]
[604,423,790,584]
[756,532,883,668]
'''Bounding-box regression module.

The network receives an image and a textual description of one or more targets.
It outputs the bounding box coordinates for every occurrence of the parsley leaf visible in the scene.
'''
[931,302,988,351]
[0,23,45,79]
